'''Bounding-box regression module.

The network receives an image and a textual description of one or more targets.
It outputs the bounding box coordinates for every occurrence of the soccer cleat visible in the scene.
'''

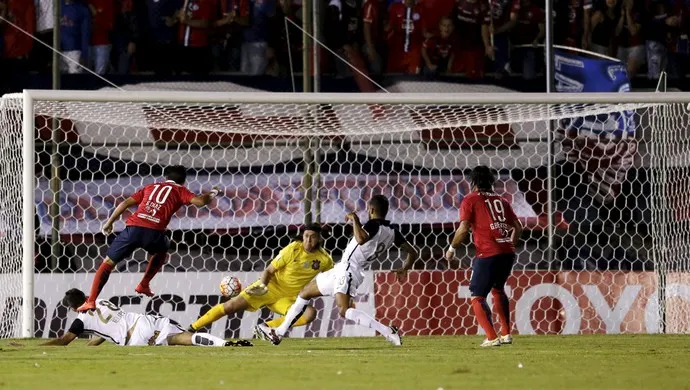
[135,284,154,297]
[499,335,513,345]
[385,325,402,346]
[254,323,270,341]
[258,327,282,346]
[224,339,254,347]
[76,300,96,312]
[480,338,501,347]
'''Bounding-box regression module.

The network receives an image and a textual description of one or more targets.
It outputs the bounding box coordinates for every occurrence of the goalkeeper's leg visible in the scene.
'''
[188,296,250,332]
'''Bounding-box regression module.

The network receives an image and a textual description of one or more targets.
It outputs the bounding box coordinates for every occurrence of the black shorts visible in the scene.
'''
[469,253,516,298]
[106,226,170,263]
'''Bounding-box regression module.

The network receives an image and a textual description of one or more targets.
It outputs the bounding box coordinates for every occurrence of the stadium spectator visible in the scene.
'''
[177,0,218,75]
[386,0,427,74]
[145,0,180,75]
[555,0,592,49]
[265,0,301,76]
[212,0,239,71]
[60,0,91,74]
[111,0,141,74]
[486,0,519,77]
[589,0,618,57]
[87,0,114,75]
[30,0,54,73]
[452,0,489,79]
[510,0,544,80]
[665,0,690,79]
[644,0,670,80]
[326,0,376,92]
[0,0,36,93]
[240,0,276,76]
[361,0,387,75]
[421,17,456,78]
[615,0,644,77]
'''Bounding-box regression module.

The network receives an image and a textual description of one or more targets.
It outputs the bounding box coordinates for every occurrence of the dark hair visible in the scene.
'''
[369,194,389,217]
[303,224,323,234]
[471,166,496,191]
[63,288,87,309]
[164,165,187,185]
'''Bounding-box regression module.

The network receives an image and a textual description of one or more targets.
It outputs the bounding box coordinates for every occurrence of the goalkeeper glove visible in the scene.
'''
[209,187,221,199]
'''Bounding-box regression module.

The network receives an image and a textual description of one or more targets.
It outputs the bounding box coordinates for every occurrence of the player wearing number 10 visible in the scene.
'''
[445,166,523,347]
[77,166,220,312]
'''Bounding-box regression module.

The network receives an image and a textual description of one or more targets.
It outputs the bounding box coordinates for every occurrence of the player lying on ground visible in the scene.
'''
[258,195,419,346]
[445,166,523,347]
[78,165,220,312]
[188,224,334,337]
[37,289,251,347]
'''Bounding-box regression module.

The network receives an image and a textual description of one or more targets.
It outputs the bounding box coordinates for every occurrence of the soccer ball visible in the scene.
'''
[219,275,242,298]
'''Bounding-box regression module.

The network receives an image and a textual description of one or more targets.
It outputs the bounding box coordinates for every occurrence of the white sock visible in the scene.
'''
[276,296,309,336]
[345,308,392,337]
[192,333,226,347]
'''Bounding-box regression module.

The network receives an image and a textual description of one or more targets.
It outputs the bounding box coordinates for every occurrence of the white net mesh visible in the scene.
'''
[0,97,23,338]
[1,92,690,338]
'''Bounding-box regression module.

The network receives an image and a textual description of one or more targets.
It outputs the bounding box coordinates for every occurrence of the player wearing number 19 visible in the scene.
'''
[445,166,523,347]
[77,165,220,312]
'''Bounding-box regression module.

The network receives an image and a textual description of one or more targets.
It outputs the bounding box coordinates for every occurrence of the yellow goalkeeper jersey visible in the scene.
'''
[270,241,333,294]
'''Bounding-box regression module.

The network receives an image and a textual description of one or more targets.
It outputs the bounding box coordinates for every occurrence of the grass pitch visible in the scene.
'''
[1,335,689,390]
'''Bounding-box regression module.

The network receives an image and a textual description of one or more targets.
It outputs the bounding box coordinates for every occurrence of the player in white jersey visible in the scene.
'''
[259,195,418,346]
[38,289,252,347]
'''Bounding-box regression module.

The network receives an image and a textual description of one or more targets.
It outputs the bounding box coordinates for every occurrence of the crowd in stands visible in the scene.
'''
[0,0,688,83]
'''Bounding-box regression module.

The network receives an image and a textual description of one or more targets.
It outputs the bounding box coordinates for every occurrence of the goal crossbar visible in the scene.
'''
[20,89,690,105]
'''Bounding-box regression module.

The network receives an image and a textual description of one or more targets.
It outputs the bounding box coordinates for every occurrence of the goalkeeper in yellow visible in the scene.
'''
[188,224,333,336]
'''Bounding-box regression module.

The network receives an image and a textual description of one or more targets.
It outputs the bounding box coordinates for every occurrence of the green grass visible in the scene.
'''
[1,335,689,390]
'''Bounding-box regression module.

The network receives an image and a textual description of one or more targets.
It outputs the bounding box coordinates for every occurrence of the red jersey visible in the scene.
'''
[388,2,426,53]
[454,0,488,49]
[362,0,385,45]
[423,35,455,63]
[460,191,518,258]
[126,181,196,231]
[512,5,543,45]
[179,0,218,48]
[2,0,36,59]
[88,0,115,46]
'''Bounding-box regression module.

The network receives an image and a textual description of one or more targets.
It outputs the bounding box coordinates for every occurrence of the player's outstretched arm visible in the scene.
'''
[102,197,139,235]
[86,337,106,346]
[40,332,78,346]
[346,212,370,245]
[445,221,470,262]
[189,187,221,207]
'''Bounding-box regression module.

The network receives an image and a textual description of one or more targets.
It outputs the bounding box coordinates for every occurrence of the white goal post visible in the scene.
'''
[3,90,690,339]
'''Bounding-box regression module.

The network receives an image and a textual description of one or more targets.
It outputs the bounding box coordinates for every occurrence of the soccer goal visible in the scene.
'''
[1,90,690,339]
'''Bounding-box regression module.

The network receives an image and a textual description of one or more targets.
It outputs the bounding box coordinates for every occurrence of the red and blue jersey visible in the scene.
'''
[460,191,518,258]
[126,181,196,231]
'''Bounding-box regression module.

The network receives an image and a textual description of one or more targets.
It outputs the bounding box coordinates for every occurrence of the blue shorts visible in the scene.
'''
[106,226,170,263]
[469,253,515,298]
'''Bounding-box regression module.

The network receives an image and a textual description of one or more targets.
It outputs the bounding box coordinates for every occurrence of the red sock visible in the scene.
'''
[139,253,168,288]
[471,297,497,340]
[88,262,114,303]
[491,288,511,337]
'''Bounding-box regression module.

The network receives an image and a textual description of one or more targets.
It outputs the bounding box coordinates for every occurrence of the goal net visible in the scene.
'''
[1,90,689,339]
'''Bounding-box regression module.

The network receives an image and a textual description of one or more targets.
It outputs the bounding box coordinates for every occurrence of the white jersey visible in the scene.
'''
[341,219,407,271]
[69,300,143,346]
